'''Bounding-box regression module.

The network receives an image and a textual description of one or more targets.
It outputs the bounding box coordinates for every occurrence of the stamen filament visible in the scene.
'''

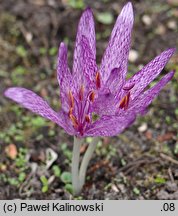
[69,114,79,128]
[79,85,84,101]
[69,91,74,108]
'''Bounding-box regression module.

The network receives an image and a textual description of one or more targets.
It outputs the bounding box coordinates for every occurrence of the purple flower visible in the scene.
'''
[5,2,175,138]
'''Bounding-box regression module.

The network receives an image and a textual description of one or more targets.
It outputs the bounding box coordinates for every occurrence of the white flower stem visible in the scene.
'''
[72,136,83,196]
[79,137,99,191]
[72,136,99,196]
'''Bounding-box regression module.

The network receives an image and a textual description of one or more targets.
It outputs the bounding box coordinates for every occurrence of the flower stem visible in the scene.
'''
[72,136,83,196]
[79,137,99,191]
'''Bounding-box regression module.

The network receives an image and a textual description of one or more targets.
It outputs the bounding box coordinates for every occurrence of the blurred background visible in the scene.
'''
[0,0,178,199]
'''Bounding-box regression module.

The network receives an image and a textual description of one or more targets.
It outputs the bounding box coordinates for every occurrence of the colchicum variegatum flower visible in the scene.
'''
[5,2,175,195]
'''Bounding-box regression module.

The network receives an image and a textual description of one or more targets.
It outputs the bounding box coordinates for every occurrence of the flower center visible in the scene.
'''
[68,88,95,136]
[68,71,102,135]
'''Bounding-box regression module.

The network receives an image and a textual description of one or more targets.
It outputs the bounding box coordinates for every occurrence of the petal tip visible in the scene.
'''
[126,2,133,8]
[162,47,176,59]
[4,90,9,98]
[169,70,175,78]
[121,1,134,21]
[60,42,65,47]
[85,7,92,13]
[168,47,176,54]
[4,87,15,98]
[82,7,93,18]
[59,42,67,50]
[58,42,68,59]
[4,87,25,102]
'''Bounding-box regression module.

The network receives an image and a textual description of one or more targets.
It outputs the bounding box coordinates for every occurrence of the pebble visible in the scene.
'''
[155,24,166,35]
[47,0,56,7]
[167,20,177,30]
[111,184,119,192]
[157,190,170,199]
[157,188,178,200]
[145,130,153,140]
[117,184,127,194]
[27,32,33,42]
[5,144,18,160]
[166,182,178,192]
[172,191,178,199]
[138,123,148,133]
[138,64,144,70]
[173,9,178,17]
[167,0,178,6]
[142,15,152,26]
[129,49,139,63]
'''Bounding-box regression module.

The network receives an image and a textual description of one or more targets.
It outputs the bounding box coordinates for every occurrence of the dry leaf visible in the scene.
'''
[5,144,18,160]
[157,132,174,142]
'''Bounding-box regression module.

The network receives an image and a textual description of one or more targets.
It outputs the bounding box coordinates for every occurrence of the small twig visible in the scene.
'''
[168,167,174,183]
[45,148,58,170]
[0,37,15,51]
[160,153,178,165]
[18,22,33,46]
[19,162,38,197]
[119,156,159,175]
